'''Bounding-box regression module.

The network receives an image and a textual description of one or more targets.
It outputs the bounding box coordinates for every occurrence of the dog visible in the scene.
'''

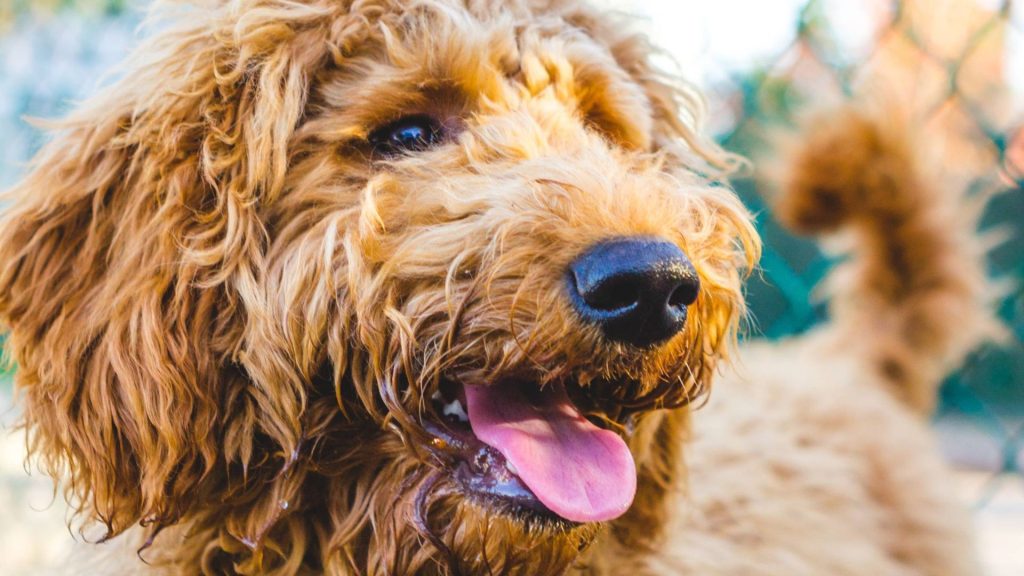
[0,0,994,574]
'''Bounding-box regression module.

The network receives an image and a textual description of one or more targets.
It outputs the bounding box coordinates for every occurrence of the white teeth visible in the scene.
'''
[443,398,469,423]
[431,390,443,402]
[506,461,519,476]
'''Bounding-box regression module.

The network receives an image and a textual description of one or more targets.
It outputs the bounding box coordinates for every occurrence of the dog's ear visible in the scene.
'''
[0,3,338,538]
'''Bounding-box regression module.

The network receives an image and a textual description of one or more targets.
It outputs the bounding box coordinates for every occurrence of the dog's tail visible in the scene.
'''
[774,103,999,414]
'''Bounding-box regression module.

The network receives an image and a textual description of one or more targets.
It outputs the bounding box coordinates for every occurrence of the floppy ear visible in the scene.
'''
[0,2,337,539]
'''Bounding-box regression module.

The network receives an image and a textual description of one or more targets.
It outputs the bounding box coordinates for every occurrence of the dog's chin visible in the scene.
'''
[421,377,643,531]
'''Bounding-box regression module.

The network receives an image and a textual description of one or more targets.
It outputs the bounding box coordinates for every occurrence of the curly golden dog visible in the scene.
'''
[0,0,994,574]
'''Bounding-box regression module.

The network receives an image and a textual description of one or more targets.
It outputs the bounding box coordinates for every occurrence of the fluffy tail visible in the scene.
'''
[775,104,998,414]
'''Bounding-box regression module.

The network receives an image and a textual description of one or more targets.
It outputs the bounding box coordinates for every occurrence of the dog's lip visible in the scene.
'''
[423,378,638,524]
[422,415,568,522]
[462,380,637,523]
[425,378,600,523]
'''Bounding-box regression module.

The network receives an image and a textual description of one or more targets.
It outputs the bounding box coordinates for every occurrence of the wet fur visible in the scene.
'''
[0,1,990,575]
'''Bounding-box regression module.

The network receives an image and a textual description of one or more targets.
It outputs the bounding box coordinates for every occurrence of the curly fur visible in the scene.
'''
[0,1,991,575]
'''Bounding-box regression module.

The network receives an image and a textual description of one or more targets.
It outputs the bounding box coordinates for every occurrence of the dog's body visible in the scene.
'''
[1,1,991,574]
[668,337,979,575]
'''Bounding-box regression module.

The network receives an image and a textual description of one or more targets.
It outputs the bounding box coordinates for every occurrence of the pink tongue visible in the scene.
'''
[463,382,636,523]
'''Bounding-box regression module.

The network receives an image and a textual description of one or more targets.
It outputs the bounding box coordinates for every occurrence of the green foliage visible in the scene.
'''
[1,0,126,28]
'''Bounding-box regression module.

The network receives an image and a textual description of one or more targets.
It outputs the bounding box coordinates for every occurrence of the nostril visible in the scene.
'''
[667,280,699,309]
[582,276,640,312]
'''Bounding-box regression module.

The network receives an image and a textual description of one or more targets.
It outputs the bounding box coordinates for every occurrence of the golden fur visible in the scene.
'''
[0,1,991,574]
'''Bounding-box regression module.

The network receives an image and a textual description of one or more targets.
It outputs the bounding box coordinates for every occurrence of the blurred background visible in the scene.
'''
[0,0,1021,574]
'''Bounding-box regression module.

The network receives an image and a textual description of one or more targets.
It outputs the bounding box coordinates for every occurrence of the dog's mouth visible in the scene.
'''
[424,378,636,525]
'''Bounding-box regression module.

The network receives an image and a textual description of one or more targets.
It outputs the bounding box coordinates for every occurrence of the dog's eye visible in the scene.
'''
[369,115,445,156]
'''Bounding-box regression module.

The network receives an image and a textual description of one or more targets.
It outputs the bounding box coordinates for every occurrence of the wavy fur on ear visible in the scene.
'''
[0,1,758,573]
[0,0,344,547]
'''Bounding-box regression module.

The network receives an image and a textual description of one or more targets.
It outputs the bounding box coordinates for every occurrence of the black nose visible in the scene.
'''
[567,237,699,348]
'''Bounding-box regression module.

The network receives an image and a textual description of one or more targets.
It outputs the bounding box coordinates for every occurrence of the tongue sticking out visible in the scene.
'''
[463,382,636,523]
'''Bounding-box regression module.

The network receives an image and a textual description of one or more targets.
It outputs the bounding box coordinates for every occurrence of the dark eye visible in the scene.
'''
[368,114,445,156]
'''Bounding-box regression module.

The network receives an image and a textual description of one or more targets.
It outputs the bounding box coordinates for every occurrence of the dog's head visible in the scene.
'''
[0,0,758,573]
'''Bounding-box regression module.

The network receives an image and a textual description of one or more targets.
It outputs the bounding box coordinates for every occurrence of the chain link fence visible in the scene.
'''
[707,0,1024,476]
[686,2,1024,569]
[0,0,1021,572]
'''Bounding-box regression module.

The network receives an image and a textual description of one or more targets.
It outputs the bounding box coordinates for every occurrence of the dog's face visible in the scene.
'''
[0,0,757,573]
